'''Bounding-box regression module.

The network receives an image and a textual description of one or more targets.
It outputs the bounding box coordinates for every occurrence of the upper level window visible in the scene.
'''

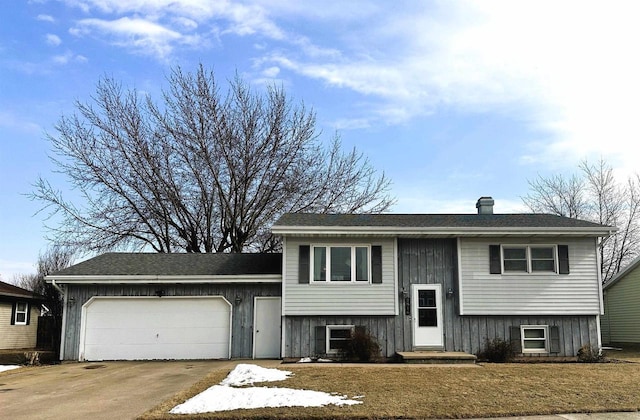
[502,245,556,273]
[14,302,28,325]
[312,245,370,282]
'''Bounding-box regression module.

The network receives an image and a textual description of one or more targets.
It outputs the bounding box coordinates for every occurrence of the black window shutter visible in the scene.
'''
[558,245,570,274]
[299,245,310,284]
[510,326,522,353]
[26,303,31,325]
[549,326,560,353]
[371,246,382,284]
[489,245,502,274]
[10,302,16,325]
[315,325,326,355]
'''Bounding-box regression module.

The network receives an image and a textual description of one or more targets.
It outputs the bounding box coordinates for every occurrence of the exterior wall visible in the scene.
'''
[0,302,39,350]
[283,237,396,315]
[61,283,280,360]
[459,237,601,315]
[602,269,640,344]
[284,238,599,358]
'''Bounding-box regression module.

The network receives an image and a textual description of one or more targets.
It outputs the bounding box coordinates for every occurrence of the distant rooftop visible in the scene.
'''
[0,280,45,301]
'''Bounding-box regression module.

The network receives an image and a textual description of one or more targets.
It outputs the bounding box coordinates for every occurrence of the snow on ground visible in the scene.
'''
[0,365,21,373]
[170,363,363,414]
[220,363,291,386]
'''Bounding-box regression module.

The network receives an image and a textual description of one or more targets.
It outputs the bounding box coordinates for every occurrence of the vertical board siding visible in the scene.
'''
[283,237,396,315]
[459,237,601,315]
[601,267,640,343]
[63,283,280,360]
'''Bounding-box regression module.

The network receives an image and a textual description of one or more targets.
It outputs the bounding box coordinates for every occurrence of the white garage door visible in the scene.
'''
[80,297,231,361]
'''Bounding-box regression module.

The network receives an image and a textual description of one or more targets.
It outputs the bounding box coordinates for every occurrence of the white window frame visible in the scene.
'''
[326,325,354,354]
[521,325,549,354]
[501,245,558,274]
[310,245,371,283]
[14,302,28,325]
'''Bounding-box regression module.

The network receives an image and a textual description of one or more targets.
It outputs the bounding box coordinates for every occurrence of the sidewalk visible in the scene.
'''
[474,413,640,419]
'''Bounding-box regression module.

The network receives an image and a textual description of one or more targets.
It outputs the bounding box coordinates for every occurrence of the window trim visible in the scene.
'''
[501,245,558,274]
[521,325,549,354]
[14,301,28,326]
[326,325,354,354]
[310,244,372,284]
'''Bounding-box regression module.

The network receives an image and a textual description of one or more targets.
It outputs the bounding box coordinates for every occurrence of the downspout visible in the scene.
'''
[50,279,67,361]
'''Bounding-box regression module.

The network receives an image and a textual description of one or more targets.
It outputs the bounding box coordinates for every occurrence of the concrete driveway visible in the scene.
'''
[0,360,279,420]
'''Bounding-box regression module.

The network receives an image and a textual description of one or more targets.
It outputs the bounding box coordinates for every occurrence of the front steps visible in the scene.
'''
[397,351,477,364]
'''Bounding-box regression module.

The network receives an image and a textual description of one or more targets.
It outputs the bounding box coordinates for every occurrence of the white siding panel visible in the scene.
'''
[460,237,600,315]
[283,237,396,315]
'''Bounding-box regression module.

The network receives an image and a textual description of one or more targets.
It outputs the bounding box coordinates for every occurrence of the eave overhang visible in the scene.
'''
[271,225,616,238]
[45,274,282,285]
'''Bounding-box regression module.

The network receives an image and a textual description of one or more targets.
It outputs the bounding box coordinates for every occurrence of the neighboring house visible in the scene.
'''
[601,255,640,344]
[271,197,614,359]
[46,253,282,361]
[48,197,614,361]
[0,280,44,350]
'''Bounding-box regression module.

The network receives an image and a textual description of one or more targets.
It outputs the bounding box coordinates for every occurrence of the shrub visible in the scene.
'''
[577,344,603,363]
[478,338,514,362]
[342,328,381,362]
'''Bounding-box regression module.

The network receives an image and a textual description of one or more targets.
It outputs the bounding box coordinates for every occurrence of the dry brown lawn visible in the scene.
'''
[140,361,640,420]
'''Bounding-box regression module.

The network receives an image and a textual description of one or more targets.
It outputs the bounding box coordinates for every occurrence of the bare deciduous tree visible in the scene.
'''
[33,65,394,254]
[15,246,75,317]
[523,159,640,282]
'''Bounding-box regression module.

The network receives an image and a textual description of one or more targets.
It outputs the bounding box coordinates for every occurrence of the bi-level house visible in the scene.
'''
[271,197,613,359]
[48,197,613,361]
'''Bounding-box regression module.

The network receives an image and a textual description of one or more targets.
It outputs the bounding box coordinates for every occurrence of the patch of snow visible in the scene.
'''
[297,357,313,363]
[220,363,292,386]
[170,385,362,414]
[317,358,334,362]
[170,363,363,415]
[0,365,21,373]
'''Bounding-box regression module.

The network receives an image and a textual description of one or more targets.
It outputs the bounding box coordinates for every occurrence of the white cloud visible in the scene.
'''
[71,17,199,59]
[37,14,55,23]
[52,51,87,64]
[45,33,62,46]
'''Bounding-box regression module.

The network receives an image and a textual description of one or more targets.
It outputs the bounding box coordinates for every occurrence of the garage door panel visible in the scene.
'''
[82,297,231,361]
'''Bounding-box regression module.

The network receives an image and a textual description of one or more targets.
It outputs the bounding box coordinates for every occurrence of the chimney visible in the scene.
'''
[476,196,494,215]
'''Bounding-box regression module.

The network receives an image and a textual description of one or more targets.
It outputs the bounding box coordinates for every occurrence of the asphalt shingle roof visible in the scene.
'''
[50,253,282,277]
[273,213,612,229]
[0,280,45,301]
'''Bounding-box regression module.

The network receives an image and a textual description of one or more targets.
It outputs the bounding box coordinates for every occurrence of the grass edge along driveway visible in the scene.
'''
[140,361,640,419]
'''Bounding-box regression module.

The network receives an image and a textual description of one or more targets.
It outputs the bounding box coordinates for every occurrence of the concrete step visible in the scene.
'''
[396,351,477,364]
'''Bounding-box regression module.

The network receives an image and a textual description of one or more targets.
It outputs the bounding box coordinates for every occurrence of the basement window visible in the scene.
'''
[521,325,549,353]
[326,325,354,354]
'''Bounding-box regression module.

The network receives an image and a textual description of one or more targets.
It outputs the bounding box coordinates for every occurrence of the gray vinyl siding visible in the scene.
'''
[61,283,280,360]
[284,238,599,358]
[459,237,601,315]
[602,268,640,344]
[283,237,396,315]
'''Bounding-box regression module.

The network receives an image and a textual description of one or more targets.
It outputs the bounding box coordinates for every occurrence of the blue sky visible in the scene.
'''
[1,0,639,280]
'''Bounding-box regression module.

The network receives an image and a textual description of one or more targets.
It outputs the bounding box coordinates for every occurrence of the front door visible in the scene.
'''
[412,284,443,348]
[253,297,281,358]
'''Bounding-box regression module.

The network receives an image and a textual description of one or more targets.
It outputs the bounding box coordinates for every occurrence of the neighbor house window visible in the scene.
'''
[326,325,354,354]
[312,245,370,282]
[521,325,549,353]
[14,302,28,325]
[502,245,557,273]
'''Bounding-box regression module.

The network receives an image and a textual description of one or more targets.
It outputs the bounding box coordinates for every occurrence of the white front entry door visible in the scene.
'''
[253,297,281,358]
[412,284,444,348]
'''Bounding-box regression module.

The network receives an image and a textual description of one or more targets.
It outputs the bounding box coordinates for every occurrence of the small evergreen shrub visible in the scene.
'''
[577,344,603,362]
[342,329,381,362]
[478,338,514,362]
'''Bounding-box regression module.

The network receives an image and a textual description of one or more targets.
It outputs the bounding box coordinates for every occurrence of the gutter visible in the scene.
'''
[49,279,67,361]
